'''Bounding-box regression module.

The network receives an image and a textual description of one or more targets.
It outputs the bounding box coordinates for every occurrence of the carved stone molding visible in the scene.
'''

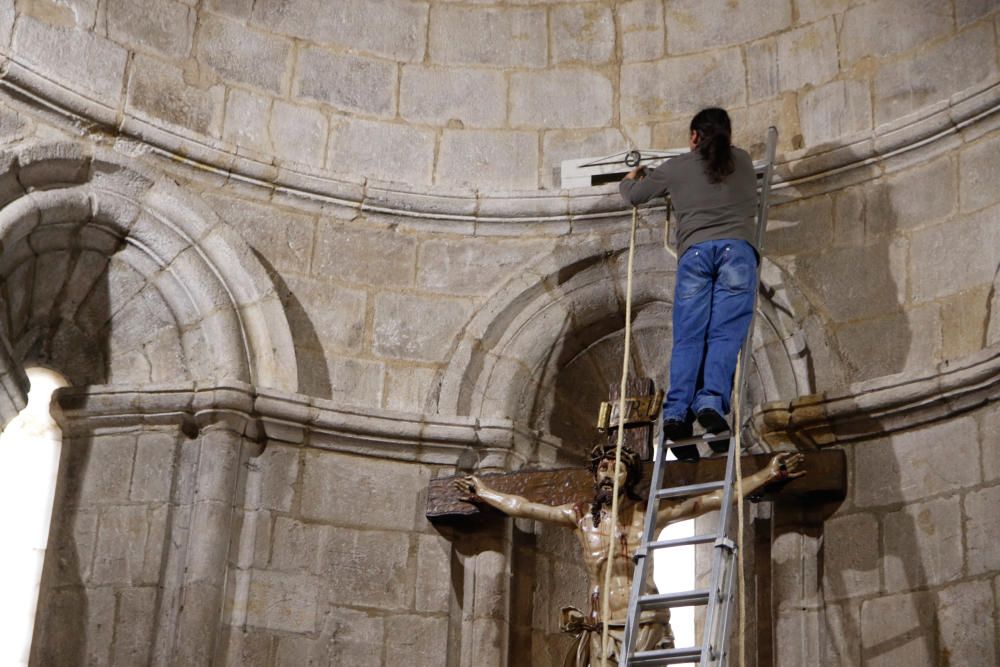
[55,381,564,470]
[1,56,997,224]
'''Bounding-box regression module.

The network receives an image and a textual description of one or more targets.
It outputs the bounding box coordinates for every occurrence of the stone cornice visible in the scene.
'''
[1,54,997,224]
[753,344,1000,448]
[54,381,565,470]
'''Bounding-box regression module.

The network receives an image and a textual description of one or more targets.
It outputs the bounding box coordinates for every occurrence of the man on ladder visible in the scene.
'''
[620,108,760,462]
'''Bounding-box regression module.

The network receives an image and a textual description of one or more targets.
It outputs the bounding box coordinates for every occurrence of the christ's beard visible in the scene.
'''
[594,480,616,506]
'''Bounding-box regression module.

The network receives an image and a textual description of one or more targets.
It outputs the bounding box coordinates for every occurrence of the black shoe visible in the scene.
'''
[696,408,731,454]
[663,418,698,461]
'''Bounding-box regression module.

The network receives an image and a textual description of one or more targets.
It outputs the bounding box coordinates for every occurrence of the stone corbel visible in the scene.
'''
[753,344,1000,447]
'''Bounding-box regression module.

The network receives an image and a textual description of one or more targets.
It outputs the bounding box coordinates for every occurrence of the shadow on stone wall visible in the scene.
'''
[253,249,332,398]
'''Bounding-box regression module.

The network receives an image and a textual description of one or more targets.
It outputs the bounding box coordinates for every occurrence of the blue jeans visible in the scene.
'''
[664,239,758,423]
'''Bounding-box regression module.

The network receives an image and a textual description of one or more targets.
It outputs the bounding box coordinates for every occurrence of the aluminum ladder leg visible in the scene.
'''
[618,126,779,667]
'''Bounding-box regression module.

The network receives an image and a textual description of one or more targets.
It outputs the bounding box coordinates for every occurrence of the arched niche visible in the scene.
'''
[0,141,297,425]
[436,234,842,463]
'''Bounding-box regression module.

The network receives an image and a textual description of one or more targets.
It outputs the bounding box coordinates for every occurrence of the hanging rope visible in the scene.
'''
[732,357,747,667]
[600,206,638,666]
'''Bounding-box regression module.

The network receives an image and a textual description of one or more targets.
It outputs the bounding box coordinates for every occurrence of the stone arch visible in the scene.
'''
[0,141,297,427]
[436,236,841,462]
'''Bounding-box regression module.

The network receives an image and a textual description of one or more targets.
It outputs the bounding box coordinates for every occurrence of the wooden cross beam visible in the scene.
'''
[426,376,846,522]
[426,449,846,521]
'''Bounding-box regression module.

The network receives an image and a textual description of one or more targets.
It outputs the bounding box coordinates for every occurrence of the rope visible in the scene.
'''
[732,357,746,667]
[600,206,638,666]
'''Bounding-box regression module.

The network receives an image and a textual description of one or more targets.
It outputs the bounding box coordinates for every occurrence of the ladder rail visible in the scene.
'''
[619,426,670,665]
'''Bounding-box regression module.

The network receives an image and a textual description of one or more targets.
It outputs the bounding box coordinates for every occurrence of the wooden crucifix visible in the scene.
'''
[426,377,846,665]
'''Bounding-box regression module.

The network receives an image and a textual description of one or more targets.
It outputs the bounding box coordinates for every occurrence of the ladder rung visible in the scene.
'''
[638,588,710,609]
[630,646,702,665]
[646,533,716,551]
[665,431,731,447]
[656,481,725,499]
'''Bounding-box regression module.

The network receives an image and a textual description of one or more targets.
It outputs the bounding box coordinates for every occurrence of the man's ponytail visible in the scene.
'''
[690,108,735,184]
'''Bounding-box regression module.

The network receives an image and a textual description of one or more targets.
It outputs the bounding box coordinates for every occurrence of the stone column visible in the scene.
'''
[152,424,247,666]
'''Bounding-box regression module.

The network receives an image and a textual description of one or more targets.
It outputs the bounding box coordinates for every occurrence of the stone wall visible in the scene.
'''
[0,1,997,666]
[1,0,997,189]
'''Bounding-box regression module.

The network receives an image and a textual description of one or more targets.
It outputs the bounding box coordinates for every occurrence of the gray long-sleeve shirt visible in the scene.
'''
[619,148,757,258]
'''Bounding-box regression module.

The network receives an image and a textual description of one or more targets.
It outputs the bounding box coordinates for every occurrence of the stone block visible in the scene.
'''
[795,0,851,23]
[417,237,540,295]
[822,512,880,600]
[965,484,1000,575]
[267,100,327,169]
[798,80,872,147]
[511,69,613,129]
[305,607,384,667]
[112,587,157,666]
[543,127,627,188]
[206,0,253,19]
[835,305,940,380]
[301,450,430,530]
[194,431,242,503]
[860,591,936,667]
[883,496,963,591]
[33,586,116,666]
[437,129,539,189]
[91,505,149,584]
[282,275,366,354]
[956,0,998,26]
[909,204,1000,302]
[416,533,452,613]
[820,600,862,667]
[320,527,411,609]
[270,516,323,573]
[385,615,449,666]
[619,0,664,62]
[885,155,956,228]
[940,286,990,361]
[13,16,128,101]
[982,403,1000,483]
[938,579,997,665]
[78,434,136,504]
[854,417,980,507]
[873,23,997,125]
[383,365,438,413]
[196,15,291,93]
[841,0,952,65]
[621,49,745,121]
[373,292,474,362]
[204,192,316,274]
[222,88,271,155]
[792,239,906,322]
[776,18,839,92]
[130,431,176,502]
[127,53,225,136]
[959,131,1000,213]
[429,6,547,67]
[50,509,98,585]
[765,194,834,257]
[400,66,506,128]
[326,356,385,408]
[107,0,194,58]
[252,0,428,62]
[296,47,397,117]
[550,4,614,64]
[746,38,779,103]
[257,445,299,513]
[246,569,319,633]
[220,628,276,667]
[313,219,417,287]
[328,117,435,185]
[0,0,13,45]
[665,0,791,54]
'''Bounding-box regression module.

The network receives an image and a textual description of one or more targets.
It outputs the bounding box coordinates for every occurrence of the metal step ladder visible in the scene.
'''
[618,126,779,667]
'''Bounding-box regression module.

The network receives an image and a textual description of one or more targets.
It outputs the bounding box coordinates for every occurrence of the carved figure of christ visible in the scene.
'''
[453,449,804,663]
